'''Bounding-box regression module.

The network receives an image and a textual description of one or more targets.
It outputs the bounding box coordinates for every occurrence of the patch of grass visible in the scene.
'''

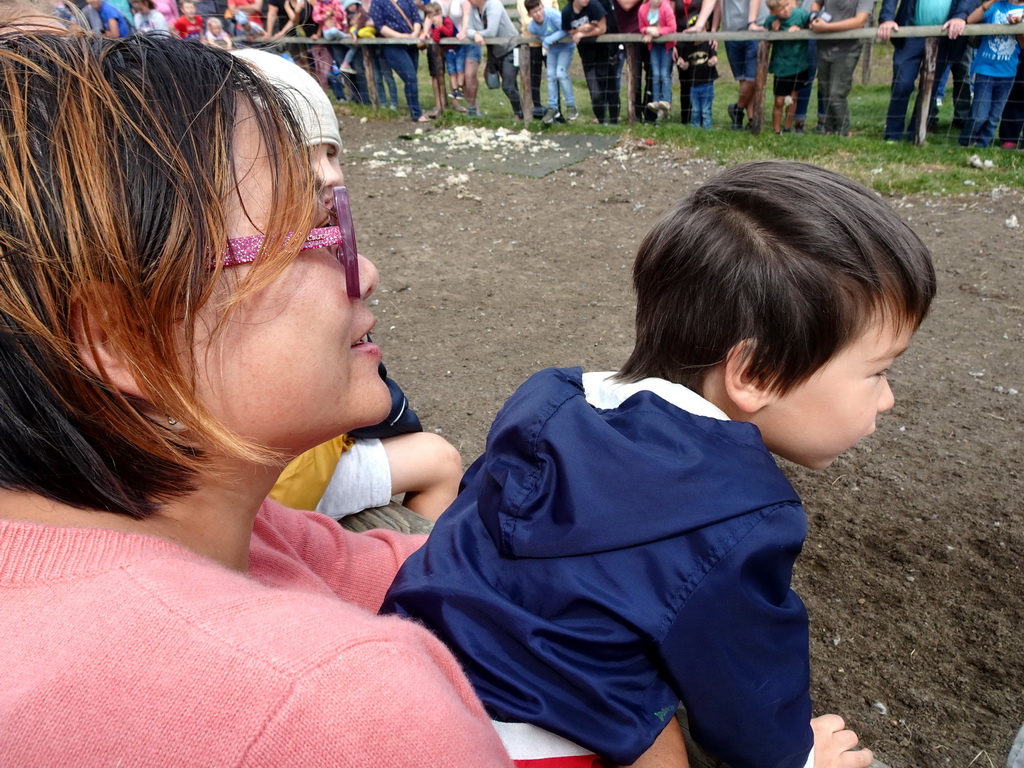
[339,47,1024,196]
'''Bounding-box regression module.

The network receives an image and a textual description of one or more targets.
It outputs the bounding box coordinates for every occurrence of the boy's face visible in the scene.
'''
[183,2,195,14]
[428,10,441,23]
[528,4,545,22]
[746,317,912,470]
[771,0,793,17]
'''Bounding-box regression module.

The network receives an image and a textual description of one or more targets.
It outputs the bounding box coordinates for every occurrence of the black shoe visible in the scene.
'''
[728,102,743,131]
[532,107,546,119]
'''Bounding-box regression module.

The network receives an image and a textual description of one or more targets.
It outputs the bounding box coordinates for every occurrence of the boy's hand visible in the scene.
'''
[788,24,800,32]
[811,715,873,768]
[770,19,781,30]
[708,54,717,65]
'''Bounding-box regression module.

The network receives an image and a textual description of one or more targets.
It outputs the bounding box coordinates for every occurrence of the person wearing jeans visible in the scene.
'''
[959,0,1022,146]
[526,0,578,122]
[468,0,524,118]
[876,0,977,142]
[369,0,428,120]
[639,0,677,118]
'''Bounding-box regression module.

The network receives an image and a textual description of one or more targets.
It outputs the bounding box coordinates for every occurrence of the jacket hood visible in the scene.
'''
[475,367,799,558]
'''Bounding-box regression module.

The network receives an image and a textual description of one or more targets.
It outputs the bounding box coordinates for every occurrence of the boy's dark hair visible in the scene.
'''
[618,161,936,396]
[422,1,442,13]
[524,0,544,11]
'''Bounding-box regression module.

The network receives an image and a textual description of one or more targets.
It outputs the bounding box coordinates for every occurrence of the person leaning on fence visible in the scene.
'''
[132,0,170,30]
[383,160,938,768]
[877,0,979,142]
[687,0,770,131]
[86,0,132,35]
[518,0,560,118]
[639,0,678,121]
[467,0,524,118]
[958,0,1024,146]
[564,0,620,123]
[370,0,430,120]
[526,0,579,122]
[760,0,811,133]
[676,16,719,127]
[808,0,872,136]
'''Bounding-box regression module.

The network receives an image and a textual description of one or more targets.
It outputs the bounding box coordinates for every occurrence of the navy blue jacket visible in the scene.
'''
[383,368,814,768]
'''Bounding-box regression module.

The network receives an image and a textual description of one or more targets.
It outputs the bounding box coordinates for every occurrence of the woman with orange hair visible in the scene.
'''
[0,31,509,767]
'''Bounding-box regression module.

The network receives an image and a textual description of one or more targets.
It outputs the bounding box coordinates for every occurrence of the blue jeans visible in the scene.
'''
[690,81,714,128]
[382,45,423,120]
[369,46,398,108]
[546,43,576,108]
[650,45,672,104]
[885,36,959,141]
[724,39,758,81]
[960,73,1014,147]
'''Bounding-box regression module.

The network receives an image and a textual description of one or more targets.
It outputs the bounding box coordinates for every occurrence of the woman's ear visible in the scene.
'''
[71,288,146,399]
[721,339,775,416]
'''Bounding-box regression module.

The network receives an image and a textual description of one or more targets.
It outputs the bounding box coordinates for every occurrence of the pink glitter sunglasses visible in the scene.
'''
[223,186,360,300]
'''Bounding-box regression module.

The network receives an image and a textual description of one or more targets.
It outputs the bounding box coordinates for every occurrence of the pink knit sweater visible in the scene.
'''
[0,499,512,767]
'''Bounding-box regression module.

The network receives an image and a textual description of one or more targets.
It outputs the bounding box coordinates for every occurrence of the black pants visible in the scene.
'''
[489,49,523,118]
[579,43,620,124]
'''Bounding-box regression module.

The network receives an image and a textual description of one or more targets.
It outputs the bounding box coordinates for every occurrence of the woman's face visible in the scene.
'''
[194,115,389,460]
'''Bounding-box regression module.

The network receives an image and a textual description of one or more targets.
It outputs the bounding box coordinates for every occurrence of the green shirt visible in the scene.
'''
[913,0,953,26]
[765,6,810,77]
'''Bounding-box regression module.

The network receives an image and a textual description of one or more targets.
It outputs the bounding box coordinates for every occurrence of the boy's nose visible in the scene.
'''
[878,378,895,413]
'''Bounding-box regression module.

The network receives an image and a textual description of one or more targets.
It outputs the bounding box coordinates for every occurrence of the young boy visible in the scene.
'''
[172,0,203,39]
[383,161,937,768]
[676,24,718,128]
[762,0,811,133]
[959,0,1024,147]
[525,0,578,124]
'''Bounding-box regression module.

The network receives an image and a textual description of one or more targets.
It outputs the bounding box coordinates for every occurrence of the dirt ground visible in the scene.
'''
[339,114,1024,768]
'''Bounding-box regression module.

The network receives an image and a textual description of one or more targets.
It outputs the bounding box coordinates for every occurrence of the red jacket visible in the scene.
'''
[637,0,676,49]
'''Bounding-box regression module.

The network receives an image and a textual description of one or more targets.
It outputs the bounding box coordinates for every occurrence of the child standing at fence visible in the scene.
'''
[676,33,717,127]
[526,0,578,123]
[639,0,677,121]
[763,0,811,133]
[172,0,203,38]
[420,2,454,117]
[383,160,936,768]
[959,0,1024,147]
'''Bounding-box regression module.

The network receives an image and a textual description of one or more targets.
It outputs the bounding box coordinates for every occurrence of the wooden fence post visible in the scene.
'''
[750,39,770,135]
[519,42,532,125]
[430,41,449,112]
[625,44,638,124]
[362,45,379,110]
[913,36,938,145]
[861,35,873,84]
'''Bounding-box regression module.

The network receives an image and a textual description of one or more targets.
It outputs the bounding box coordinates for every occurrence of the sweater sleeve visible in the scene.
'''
[659,503,814,768]
[242,620,514,768]
[250,499,425,613]
[659,1,676,35]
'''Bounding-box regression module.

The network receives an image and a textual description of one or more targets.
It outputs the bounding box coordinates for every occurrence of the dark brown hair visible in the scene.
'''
[618,161,936,395]
[0,32,315,517]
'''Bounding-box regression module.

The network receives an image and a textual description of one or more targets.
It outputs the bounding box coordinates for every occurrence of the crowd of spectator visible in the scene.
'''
[54,0,1024,145]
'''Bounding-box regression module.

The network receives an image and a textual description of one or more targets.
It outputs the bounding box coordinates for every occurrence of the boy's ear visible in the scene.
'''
[721,339,775,415]
[72,285,146,400]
